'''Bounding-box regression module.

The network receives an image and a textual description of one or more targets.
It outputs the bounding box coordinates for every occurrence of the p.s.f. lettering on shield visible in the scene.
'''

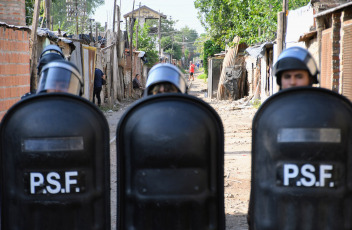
[283,164,334,188]
[30,171,80,194]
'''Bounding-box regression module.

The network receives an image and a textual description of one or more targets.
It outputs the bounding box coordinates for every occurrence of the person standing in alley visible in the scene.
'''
[93,67,106,107]
[189,61,195,81]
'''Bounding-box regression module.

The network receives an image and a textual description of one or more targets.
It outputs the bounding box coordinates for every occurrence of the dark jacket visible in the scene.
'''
[94,68,104,88]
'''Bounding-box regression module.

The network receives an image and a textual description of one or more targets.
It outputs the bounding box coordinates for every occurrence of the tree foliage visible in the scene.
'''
[25,0,104,34]
[145,18,199,63]
[133,22,159,67]
[203,40,221,76]
[194,0,310,47]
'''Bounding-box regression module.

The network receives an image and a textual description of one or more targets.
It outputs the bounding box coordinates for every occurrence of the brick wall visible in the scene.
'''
[332,12,342,93]
[0,0,26,26]
[0,25,30,120]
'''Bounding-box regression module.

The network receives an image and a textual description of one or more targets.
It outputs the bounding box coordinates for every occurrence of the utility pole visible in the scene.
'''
[95,22,98,46]
[136,2,141,50]
[112,0,117,32]
[29,0,41,93]
[283,0,288,49]
[158,12,161,56]
[45,0,51,29]
[75,1,79,35]
[89,18,94,42]
[129,0,135,97]
[277,0,288,58]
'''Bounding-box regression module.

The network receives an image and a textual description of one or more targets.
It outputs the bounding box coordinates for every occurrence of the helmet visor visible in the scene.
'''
[146,64,187,94]
[276,47,318,77]
[37,62,82,95]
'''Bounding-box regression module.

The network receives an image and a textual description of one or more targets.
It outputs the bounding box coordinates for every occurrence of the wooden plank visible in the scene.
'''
[277,12,284,58]
[29,0,41,93]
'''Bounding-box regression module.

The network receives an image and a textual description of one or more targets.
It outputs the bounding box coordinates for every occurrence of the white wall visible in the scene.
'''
[285,3,314,48]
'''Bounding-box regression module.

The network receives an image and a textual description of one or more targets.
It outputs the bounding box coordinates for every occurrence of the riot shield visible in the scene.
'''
[250,87,352,230]
[116,93,225,230]
[0,93,110,230]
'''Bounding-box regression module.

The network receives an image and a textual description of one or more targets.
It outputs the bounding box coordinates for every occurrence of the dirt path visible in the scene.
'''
[104,71,256,230]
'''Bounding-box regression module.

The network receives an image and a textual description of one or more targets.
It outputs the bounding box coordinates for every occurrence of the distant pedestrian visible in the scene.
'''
[189,61,195,81]
[133,74,144,97]
[133,74,143,89]
[93,67,106,107]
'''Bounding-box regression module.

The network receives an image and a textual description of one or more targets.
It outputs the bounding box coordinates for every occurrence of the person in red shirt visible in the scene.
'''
[189,61,196,81]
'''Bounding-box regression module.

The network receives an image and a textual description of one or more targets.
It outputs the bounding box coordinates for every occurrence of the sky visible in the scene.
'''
[93,0,206,35]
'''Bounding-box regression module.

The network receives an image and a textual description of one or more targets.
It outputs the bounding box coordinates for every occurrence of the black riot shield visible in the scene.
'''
[0,93,110,230]
[250,87,352,230]
[116,93,225,230]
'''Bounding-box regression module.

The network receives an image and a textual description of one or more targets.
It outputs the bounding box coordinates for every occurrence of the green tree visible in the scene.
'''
[194,33,209,60]
[147,18,199,63]
[25,0,104,34]
[194,0,310,47]
[203,40,221,76]
[134,22,159,67]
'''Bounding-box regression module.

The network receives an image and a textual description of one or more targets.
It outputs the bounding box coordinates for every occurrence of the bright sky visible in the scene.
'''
[93,0,206,35]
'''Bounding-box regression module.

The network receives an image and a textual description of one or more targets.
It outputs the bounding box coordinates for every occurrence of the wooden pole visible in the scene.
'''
[158,14,161,56]
[45,0,51,28]
[283,0,288,12]
[282,0,288,50]
[75,1,79,35]
[136,2,141,50]
[95,22,98,46]
[116,5,124,100]
[29,0,41,93]
[129,0,135,97]
[112,0,117,32]
[277,11,284,58]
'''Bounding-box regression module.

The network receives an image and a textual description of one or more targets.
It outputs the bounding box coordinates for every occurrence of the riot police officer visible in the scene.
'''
[21,45,66,99]
[144,63,187,96]
[273,46,319,90]
[248,46,320,228]
[37,59,84,96]
[37,44,66,74]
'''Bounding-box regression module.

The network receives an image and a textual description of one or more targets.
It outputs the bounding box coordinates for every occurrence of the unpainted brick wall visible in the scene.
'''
[0,25,30,120]
[332,12,342,93]
[0,0,26,26]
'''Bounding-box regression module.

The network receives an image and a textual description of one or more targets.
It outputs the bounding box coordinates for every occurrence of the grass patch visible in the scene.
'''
[197,73,207,80]
[180,68,187,74]
[99,104,120,112]
[251,99,261,109]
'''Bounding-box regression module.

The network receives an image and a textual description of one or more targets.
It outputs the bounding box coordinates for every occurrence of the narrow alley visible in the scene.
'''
[105,72,257,230]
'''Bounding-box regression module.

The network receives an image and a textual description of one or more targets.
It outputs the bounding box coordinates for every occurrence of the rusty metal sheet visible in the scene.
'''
[82,45,97,100]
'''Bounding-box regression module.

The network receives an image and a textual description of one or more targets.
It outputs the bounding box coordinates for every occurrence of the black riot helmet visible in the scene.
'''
[273,46,319,86]
[37,60,84,96]
[145,63,187,96]
[37,45,65,74]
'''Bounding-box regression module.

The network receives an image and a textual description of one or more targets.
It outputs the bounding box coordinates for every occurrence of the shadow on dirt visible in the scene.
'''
[225,151,251,155]
[226,213,248,230]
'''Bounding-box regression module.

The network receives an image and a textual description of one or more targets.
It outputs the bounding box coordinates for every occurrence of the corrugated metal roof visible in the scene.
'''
[245,42,274,58]
[0,21,30,30]
[315,2,352,18]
